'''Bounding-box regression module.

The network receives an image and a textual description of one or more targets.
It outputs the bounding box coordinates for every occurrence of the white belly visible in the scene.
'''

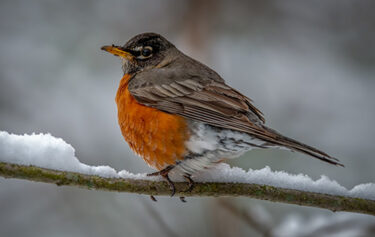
[171,122,268,177]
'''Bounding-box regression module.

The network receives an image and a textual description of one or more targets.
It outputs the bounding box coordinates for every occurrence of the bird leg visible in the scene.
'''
[147,165,174,177]
[147,165,176,197]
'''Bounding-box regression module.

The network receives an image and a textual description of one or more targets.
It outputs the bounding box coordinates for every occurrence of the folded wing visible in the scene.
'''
[128,66,342,166]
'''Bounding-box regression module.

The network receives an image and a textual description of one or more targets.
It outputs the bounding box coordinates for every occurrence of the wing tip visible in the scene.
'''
[324,156,345,167]
[261,126,344,167]
[328,157,345,167]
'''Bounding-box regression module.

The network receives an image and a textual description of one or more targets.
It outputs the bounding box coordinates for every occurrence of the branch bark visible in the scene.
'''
[0,161,374,216]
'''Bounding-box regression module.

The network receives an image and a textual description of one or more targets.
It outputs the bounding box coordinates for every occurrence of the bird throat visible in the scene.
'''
[121,58,138,75]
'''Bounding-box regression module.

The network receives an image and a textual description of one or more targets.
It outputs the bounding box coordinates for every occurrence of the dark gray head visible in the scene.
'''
[101,33,175,74]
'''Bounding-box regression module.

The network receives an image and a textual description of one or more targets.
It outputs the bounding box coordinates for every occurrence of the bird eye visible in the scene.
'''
[134,46,153,60]
[141,46,152,57]
[135,46,153,60]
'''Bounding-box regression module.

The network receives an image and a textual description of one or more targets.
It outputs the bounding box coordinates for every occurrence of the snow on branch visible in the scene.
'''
[0,131,375,216]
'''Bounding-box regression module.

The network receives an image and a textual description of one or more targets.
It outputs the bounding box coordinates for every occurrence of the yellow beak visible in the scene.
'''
[101,45,134,61]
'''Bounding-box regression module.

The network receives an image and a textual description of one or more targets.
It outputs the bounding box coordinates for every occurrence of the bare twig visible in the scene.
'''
[0,162,375,216]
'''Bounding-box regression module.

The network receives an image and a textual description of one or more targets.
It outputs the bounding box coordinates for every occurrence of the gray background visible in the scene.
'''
[1,0,375,236]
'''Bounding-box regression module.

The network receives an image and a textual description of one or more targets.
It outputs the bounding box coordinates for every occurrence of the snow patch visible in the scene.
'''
[0,131,118,178]
[0,131,374,200]
[195,164,375,200]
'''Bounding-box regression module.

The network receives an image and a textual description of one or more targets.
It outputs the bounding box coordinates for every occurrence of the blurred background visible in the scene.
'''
[1,0,375,236]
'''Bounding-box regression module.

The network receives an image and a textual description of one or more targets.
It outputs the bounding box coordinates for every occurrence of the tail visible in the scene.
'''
[262,126,344,167]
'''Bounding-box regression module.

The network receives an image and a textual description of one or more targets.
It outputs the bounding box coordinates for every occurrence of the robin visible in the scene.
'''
[101,32,342,200]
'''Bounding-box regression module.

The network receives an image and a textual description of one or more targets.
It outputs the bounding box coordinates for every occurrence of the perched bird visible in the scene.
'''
[101,33,342,199]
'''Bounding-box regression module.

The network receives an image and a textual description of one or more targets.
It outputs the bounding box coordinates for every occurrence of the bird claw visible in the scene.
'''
[179,196,186,202]
[183,175,195,193]
[150,195,157,202]
[162,173,176,197]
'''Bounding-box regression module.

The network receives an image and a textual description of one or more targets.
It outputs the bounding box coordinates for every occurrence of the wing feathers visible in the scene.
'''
[128,66,342,166]
[169,82,193,94]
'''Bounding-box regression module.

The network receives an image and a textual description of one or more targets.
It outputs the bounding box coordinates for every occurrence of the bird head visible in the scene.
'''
[101,32,175,74]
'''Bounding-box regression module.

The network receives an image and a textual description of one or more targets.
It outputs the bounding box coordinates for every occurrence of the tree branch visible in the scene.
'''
[1,161,374,216]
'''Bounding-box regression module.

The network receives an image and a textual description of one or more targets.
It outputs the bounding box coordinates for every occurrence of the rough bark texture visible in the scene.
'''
[0,162,374,216]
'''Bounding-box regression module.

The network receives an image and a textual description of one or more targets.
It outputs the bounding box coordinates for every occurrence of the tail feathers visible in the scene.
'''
[262,126,344,167]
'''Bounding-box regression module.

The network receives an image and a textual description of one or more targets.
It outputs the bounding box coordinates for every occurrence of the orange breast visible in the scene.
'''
[116,74,189,170]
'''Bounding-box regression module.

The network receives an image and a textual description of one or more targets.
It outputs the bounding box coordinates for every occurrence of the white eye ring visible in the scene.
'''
[137,46,153,59]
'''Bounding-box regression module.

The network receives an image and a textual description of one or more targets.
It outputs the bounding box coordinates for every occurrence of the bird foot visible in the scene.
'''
[146,167,195,202]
